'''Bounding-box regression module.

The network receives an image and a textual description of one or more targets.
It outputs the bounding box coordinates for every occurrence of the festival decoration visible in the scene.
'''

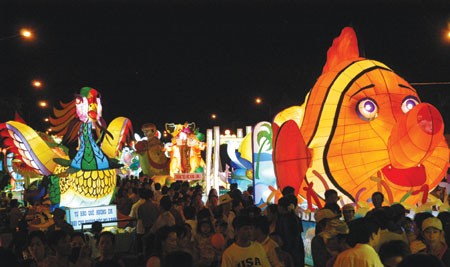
[273,27,449,209]
[228,133,253,186]
[0,87,133,208]
[252,122,279,206]
[117,146,140,178]
[164,122,206,179]
[134,123,169,177]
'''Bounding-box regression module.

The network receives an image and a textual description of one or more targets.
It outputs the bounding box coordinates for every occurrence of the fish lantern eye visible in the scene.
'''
[356,98,378,121]
[401,96,419,114]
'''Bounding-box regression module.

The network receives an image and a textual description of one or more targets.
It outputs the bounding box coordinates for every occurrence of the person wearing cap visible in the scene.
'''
[312,209,347,267]
[342,204,355,223]
[422,217,450,266]
[314,208,339,236]
[334,217,383,267]
[48,208,74,234]
[219,193,235,240]
[221,215,271,267]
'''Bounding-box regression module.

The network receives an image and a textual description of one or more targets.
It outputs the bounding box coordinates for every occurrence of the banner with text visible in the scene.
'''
[66,205,118,230]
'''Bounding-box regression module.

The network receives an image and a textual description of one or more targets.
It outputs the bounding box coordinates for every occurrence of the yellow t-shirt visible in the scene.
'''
[221,241,271,267]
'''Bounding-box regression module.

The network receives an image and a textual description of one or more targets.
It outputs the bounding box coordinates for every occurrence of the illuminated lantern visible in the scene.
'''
[164,122,206,178]
[135,123,169,177]
[0,87,133,208]
[273,27,449,209]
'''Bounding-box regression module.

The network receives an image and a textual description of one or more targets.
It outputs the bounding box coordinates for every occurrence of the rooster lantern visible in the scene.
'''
[0,87,133,208]
[273,27,449,209]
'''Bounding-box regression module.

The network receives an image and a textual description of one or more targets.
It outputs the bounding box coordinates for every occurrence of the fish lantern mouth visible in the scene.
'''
[381,164,426,187]
[383,103,443,187]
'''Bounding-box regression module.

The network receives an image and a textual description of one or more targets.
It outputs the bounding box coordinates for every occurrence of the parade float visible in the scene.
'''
[221,123,279,206]
[272,27,449,212]
[134,122,169,182]
[0,87,133,229]
[163,122,206,184]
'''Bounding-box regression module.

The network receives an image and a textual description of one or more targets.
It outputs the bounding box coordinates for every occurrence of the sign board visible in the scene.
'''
[174,173,203,181]
[65,205,117,230]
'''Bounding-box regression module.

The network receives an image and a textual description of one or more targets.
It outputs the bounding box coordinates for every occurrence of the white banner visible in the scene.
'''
[66,205,118,230]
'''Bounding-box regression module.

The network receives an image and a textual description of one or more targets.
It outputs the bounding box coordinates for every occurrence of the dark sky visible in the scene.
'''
[1,0,449,135]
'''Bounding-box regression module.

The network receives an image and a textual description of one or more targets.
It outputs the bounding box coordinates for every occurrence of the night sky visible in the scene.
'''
[1,0,449,135]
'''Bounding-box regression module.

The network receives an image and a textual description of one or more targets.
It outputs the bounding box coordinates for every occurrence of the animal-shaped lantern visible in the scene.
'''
[134,123,169,177]
[164,122,206,178]
[0,87,133,208]
[273,27,449,209]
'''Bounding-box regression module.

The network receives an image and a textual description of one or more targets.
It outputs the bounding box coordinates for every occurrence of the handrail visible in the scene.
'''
[80,218,136,233]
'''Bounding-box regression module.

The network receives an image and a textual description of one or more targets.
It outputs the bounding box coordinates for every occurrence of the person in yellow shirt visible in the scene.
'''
[333,217,383,267]
[221,215,271,267]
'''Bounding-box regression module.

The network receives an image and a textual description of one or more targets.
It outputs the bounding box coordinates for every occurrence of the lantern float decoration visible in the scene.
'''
[134,123,169,177]
[273,27,449,210]
[0,87,133,208]
[164,122,206,180]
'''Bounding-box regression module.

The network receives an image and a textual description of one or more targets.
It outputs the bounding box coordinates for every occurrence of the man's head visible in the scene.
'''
[97,231,116,257]
[346,217,381,248]
[324,189,339,204]
[230,183,238,191]
[52,208,66,225]
[342,204,355,222]
[371,192,384,209]
[422,217,443,245]
[92,221,103,234]
[160,195,172,211]
[281,186,295,197]
[379,240,411,267]
[232,215,254,243]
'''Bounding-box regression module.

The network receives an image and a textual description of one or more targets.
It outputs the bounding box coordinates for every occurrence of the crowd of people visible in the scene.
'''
[1,177,450,267]
[312,189,450,267]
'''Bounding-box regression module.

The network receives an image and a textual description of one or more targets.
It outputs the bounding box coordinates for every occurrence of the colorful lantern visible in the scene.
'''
[273,27,449,209]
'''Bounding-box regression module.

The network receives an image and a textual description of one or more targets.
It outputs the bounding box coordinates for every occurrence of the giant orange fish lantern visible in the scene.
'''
[273,27,449,209]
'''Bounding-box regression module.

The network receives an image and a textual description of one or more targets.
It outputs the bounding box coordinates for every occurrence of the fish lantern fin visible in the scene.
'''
[273,120,310,195]
[322,27,360,74]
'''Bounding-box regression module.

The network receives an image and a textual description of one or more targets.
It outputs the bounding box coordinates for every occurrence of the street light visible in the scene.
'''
[38,100,48,108]
[20,29,33,39]
[32,80,43,89]
[254,96,272,121]
[0,28,35,41]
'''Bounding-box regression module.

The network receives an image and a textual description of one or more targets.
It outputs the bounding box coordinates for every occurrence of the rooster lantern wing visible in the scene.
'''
[273,27,449,209]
